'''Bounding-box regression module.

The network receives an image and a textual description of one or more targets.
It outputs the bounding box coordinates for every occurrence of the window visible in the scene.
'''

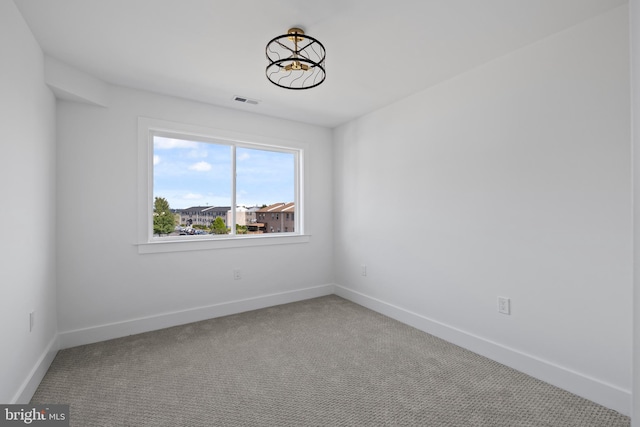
[138,118,307,253]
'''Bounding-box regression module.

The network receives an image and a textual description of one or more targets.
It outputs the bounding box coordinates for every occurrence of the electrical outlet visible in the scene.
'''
[233,269,241,280]
[361,265,367,276]
[497,297,510,315]
[29,311,35,332]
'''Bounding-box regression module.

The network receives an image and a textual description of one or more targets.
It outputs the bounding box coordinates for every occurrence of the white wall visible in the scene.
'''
[55,85,333,345]
[334,5,631,414]
[631,0,640,423]
[0,1,58,403]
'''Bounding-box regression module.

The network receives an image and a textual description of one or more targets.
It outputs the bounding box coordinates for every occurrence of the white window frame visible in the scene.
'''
[137,117,308,254]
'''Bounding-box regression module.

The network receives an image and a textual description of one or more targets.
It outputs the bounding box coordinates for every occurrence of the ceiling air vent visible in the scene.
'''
[233,95,260,105]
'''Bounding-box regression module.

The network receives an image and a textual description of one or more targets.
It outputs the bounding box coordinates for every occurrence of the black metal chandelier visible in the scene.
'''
[265,27,326,90]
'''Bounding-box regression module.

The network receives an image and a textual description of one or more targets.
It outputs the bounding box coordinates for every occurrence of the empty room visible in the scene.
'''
[2,0,639,425]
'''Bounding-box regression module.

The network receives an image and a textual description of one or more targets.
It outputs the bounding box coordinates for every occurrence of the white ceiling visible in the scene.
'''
[14,0,627,128]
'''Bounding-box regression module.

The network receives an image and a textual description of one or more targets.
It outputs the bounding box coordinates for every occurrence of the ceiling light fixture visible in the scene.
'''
[265,27,326,90]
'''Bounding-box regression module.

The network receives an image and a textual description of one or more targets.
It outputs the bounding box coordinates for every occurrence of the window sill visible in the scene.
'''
[137,234,310,254]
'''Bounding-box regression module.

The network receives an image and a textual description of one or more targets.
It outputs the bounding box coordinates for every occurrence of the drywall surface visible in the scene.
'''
[0,1,58,403]
[55,85,333,338]
[334,6,631,413]
[631,0,640,423]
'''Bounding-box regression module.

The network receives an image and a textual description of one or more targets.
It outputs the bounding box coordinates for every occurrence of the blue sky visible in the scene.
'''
[153,136,294,209]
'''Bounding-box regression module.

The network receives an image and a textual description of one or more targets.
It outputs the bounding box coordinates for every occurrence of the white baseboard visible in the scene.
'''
[28,284,632,416]
[334,285,631,416]
[12,334,60,404]
[59,284,334,349]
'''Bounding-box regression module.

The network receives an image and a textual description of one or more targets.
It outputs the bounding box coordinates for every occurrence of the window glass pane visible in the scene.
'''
[153,135,231,237]
[236,147,295,234]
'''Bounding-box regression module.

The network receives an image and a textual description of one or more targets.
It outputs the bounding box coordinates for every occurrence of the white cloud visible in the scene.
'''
[237,152,251,161]
[189,161,212,172]
[184,193,203,200]
[153,155,160,165]
[154,137,198,150]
